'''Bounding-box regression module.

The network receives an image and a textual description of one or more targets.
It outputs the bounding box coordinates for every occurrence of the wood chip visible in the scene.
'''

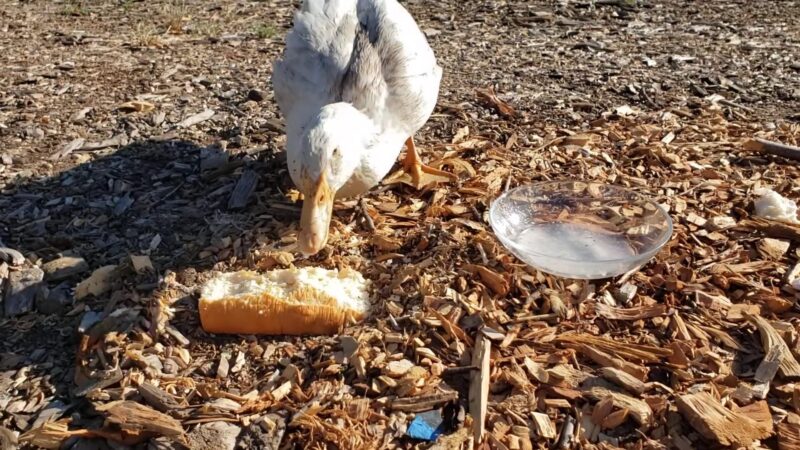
[136,381,182,413]
[531,412,557,439]
[559,334,671,364]
[747,313,800,379]
[389,391,458,412]
[75,265,117,300]
[754,345,783,385]
[42,256,89,281]
[573,344,648,381]
[726,304,761,322]
[118,100,156,113]
[778,422,800,450]
[19,420,94,449]
[96,400,183,437]
[177,109,215,128]
[130,255,154,274]
[0,247,25,266]
[51,138,85,160]
[757,238,791,260]
[738,219,800,243]
[676,392,772,446]
[4,266,44,316]
[594,303,668,321]
[429,427,471,450]
[584,387,652,426]
[385,359,414,378]
[463,264,509,296]
[476,87,516,118]
[705,215,737,231]
[735,400,773,432]
[601,409,630,430]
[228,170,258,209]
[523,357,549,383]
[600,367,647,395]
[270,381,292,402]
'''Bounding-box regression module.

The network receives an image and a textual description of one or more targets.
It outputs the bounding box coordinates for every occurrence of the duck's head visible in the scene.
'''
[292,103,372,255]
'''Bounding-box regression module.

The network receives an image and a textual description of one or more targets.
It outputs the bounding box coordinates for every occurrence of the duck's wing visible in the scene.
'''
[342,0,442,136]
[272,0,358,122]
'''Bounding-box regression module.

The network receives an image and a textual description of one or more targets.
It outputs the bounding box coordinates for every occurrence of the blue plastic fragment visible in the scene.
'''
[77,310,103,334]
[406,410,445,441]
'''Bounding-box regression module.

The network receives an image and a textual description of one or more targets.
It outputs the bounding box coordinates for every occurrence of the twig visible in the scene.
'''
[442,365,478,376]
[359,198,375,232]
[640,88,657,108]
[475,241,488,265]
[719,99,754,113]
[469,334,491,443]
[512,313,559,323]
[744,138,800,162]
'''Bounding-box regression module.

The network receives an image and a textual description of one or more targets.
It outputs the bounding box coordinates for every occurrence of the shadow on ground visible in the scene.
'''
[0,138,294,271]
[0,138,298,413]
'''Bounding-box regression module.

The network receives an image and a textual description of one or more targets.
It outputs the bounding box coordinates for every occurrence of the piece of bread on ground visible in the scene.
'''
[199,267,370,335]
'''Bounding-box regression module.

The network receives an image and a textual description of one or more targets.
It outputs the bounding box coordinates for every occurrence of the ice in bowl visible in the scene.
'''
[489,181,673,280]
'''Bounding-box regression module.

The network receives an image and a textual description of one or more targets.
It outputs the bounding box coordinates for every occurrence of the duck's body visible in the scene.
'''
[272,0,452,254]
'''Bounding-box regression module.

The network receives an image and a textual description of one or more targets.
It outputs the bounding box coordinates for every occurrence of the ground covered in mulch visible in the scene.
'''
[1,0,799,449]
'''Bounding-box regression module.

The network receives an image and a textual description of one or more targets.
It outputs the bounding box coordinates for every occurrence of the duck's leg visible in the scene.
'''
[387,137,455,189]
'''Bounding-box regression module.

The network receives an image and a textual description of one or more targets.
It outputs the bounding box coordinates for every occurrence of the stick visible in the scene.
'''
[469,334,491,443]
[719,99,754,113]
[359,198,375,232]
[744,138,800,162]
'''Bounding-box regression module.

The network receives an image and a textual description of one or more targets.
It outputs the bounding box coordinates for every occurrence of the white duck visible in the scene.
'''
[272,0,454,255]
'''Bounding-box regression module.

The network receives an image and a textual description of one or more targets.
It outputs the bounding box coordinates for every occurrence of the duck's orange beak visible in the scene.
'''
[298,172,333,255]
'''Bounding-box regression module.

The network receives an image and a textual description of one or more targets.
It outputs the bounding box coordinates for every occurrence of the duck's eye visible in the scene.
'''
[332,148,340,156]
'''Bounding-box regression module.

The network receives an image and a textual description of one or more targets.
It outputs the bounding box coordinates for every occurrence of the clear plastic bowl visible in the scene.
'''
[489,181,673,280]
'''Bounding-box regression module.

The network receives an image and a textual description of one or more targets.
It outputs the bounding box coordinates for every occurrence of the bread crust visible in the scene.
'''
[199,285,366,335]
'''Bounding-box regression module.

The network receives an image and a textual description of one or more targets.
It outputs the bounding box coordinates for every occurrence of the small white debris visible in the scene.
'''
[615,283,638,305]
[423,28,441,38]
[754,189,798,223]
[385,359,414,378]
[705,216,737,231]
[614,105,639,117]
[177,109,215,128]
[788,264,800,291]
[669,55,695,64]
[230,351,246,374]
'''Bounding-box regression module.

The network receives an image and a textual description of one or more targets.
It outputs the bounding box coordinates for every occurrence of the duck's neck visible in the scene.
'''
[288,102,369,140]
[295,103,406,198]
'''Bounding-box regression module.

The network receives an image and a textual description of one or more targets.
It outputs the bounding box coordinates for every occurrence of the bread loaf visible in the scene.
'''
[199,267,370,335]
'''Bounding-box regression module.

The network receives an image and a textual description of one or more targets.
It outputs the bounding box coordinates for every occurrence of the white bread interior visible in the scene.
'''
[201,268,370,312]
[198,267,370,335]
